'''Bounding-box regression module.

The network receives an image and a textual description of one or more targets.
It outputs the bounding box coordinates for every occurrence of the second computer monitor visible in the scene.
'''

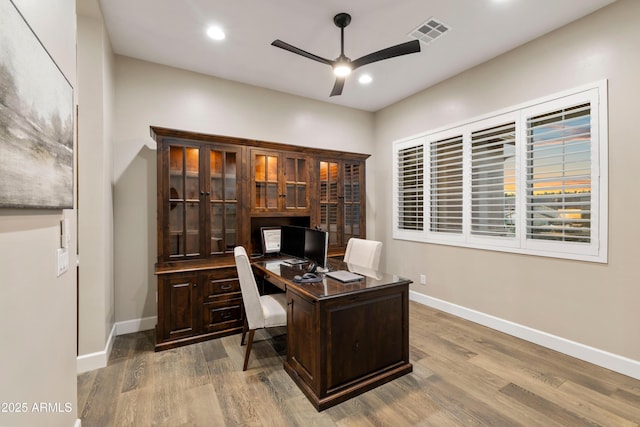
[279,225,328,268]
[304,227,329,268]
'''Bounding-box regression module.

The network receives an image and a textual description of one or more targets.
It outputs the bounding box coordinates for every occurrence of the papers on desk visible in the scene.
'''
[325,270,364,283]
[281,258,306,266]
[264,261,282,274]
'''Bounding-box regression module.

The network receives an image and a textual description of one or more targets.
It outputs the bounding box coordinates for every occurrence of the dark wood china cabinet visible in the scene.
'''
[152,126,369,350]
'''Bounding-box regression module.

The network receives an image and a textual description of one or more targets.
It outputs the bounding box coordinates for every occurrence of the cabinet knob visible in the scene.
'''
[193,283,198,288]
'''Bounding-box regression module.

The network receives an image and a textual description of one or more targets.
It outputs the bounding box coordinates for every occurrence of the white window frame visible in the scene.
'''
[392,80,608,263]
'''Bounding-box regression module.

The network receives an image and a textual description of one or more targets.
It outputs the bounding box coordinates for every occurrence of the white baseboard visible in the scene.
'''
[410,291,640,381]
[76,323,116,374]
[76,317,156,374]
[115,316,157,336]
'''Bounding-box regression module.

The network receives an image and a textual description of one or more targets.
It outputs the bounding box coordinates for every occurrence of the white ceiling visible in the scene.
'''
[97,0,617,112]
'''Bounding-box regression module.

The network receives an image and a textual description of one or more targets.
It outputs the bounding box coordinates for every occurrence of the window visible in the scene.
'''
[393,81,607,262]
[471,121,516,239]
[430,135,464,234]
[394,143,424,233]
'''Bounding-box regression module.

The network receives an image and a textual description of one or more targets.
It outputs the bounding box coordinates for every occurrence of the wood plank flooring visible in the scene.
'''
[78,302,640,426]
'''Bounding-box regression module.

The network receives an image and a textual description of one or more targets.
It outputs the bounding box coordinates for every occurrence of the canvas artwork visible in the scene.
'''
[0,0,74,209]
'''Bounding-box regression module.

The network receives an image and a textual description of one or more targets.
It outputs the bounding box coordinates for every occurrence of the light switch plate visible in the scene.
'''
[57,248,69,277]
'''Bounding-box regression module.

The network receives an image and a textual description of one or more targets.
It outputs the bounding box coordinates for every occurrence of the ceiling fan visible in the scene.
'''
[271,13,421,97]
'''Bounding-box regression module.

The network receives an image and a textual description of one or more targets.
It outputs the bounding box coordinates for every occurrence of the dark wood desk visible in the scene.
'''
[252,258,413,411]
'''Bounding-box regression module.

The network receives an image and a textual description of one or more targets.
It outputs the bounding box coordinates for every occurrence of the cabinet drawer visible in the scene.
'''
[201,267,240,301]
[203,278,240,300]
[203,298,243,332]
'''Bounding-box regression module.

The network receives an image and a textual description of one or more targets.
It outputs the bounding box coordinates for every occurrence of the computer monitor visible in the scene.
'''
[304,227,329,268]
[279,225,306,260]
[260,227,281,255]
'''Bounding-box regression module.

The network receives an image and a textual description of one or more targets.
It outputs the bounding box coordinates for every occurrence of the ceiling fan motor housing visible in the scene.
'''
[334,13,351,28]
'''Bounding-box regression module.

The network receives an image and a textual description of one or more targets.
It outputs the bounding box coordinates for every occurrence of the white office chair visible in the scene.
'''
[234,246,287,371]
[343,238,383,271]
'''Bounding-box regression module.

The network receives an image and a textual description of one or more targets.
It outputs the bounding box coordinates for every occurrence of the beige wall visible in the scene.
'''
[77,7,115,357]
[112,56,375,324]
[374,0,640,364]
[0,0,78,426]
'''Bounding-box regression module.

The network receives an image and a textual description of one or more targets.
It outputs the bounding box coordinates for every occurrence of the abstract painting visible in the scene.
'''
[0,0,74,209]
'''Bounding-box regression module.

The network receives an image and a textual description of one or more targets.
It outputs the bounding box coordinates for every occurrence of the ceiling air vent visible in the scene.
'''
[409,17,450,45]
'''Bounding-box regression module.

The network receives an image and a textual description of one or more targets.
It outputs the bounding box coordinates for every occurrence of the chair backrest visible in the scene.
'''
[343,238,383,270]
[234,246,264,329]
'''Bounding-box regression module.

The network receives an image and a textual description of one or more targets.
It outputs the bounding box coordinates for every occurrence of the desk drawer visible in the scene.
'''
[203,298,243,332]
[202,267,240,301]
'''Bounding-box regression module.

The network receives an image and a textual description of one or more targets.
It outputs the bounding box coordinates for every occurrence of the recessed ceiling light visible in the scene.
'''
[358,74,373,84]
[206,26,225,41]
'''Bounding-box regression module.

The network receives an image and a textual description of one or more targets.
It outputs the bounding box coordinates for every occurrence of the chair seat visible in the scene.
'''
[260,293,287,328]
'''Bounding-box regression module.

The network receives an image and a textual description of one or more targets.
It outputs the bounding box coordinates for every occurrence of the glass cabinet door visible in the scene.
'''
[343,162,362,242]
[168,145,200,257]
[319,161,339,245]
[209,150,237,255]
[284,155,308,210]
[253,152,279,210]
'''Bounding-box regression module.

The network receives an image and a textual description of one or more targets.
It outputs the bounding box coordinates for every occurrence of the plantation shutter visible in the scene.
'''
[430,135,463,233]
[471,122,517,238]
[397,144,424,231]
[525,103,592,243]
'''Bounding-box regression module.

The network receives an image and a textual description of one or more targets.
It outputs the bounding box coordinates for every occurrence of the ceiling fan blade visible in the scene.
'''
[351,40,421,70]
[330,78,345,97]
[271,40,334,66]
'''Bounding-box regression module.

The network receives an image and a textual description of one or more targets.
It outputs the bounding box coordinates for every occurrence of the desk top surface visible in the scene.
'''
[252,258,412,300]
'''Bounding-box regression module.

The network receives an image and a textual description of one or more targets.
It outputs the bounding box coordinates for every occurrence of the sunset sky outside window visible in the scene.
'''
[527,105,591,196]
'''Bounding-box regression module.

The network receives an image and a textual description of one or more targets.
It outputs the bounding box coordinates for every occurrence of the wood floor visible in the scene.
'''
[78,302,640,426]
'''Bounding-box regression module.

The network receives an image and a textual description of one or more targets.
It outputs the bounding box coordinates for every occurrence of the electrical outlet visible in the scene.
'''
[419,274,427,285]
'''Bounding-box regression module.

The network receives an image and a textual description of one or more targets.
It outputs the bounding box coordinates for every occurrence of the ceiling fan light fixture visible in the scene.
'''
[333,63,352,77]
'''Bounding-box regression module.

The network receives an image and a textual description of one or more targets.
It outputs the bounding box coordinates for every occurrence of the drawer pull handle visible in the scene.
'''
[220,284,232,290]
[221,311,232,319]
